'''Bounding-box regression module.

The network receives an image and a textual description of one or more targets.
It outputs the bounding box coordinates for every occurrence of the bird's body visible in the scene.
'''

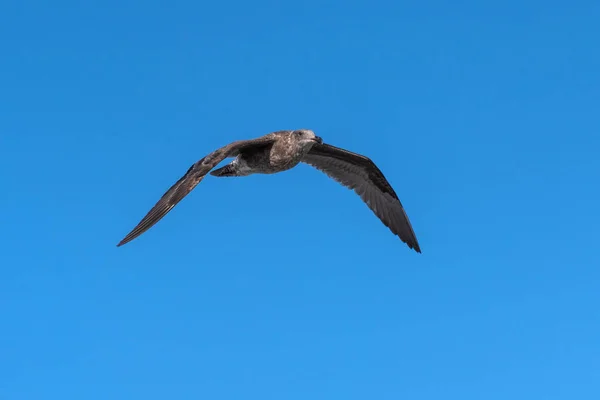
[210,130,313,177]
[117,129,422,252]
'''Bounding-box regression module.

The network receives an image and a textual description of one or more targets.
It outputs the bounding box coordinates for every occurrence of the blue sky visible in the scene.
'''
[1,0,599,398]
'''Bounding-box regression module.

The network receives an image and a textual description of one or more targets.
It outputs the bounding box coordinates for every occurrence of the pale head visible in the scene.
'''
[292,129,323,147]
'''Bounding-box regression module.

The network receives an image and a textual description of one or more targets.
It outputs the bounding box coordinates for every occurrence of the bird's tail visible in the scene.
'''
[210,164,239,177]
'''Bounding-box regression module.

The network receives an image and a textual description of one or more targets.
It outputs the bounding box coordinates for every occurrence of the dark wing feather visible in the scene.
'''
[117,136,275,247]
[302,143,421,253]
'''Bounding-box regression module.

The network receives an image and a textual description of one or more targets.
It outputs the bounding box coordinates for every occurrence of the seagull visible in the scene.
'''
[117,130,421,252]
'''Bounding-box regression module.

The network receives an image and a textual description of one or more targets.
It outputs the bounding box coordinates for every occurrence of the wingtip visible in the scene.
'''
[409,241,422,254]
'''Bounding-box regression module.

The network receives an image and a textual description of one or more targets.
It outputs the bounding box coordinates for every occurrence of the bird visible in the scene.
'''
[117,129,421,252]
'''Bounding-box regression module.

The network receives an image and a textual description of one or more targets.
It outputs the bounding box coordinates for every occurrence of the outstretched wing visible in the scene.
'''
[117,136,275,247]
[302,143,421,252]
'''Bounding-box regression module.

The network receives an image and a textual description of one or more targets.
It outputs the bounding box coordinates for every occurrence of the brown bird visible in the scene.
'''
[117,129,421,252]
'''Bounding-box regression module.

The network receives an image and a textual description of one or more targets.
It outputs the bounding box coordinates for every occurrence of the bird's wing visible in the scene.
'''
[302,142,421,252]
[117,136,276,247]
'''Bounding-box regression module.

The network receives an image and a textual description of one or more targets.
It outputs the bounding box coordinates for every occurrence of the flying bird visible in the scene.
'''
[117,130,421,252]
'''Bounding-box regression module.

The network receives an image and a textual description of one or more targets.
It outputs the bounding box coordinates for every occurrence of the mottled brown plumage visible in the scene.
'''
[117,129,421,252]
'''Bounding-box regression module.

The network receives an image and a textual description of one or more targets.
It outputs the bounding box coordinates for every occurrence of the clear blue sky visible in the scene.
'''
[1,0,599,399]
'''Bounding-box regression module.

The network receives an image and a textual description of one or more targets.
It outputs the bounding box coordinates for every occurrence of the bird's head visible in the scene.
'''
[293,129,323,148]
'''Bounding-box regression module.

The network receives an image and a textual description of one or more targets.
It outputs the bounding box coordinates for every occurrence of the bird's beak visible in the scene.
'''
[313,136,323,144]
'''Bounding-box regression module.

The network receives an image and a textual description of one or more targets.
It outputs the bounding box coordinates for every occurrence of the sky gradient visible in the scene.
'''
[1,0,599,399]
